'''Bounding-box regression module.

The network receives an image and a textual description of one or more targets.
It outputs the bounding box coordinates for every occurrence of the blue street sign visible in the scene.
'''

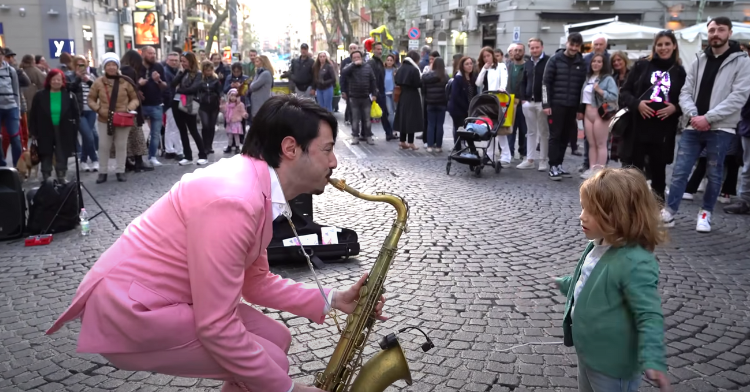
[48,39,76,58]
[408,27,421,40]
[0,23,4,35]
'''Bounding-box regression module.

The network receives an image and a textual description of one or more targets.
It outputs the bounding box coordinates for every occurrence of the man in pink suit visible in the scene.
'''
[47,95,385,392]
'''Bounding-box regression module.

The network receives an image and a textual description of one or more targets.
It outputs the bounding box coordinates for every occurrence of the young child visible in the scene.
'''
[555,168,672,392]
[222,89,248,152]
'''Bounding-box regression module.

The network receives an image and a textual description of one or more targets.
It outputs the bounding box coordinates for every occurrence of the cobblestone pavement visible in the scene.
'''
[1,112,749,392]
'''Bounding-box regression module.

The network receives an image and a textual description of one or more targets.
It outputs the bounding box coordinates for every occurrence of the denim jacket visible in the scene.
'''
[578,74,619,113]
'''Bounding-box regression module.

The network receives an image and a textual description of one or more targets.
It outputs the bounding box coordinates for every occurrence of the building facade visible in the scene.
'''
[0,0,188,68]
[402,0,749,62]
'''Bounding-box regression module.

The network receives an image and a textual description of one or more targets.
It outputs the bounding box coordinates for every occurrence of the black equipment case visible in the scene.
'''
[0,167,26,240]
[267,194,360,266]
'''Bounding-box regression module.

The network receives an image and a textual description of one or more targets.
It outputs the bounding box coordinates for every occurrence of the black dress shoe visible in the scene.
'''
[165,152,176,159]
[116,173,127,182]
[96,174,107,183]
[223,147,233,154]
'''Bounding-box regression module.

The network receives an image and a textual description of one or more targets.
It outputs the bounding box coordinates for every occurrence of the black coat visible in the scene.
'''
[447,72,477,118]
[542,48,586,108]
[368,56,386,96]
[520,54,550,102]
[618,58,686,164]
[421,71,448,106]
[393,61,423,134]
[29,88,80,157]
[198,76,223,111]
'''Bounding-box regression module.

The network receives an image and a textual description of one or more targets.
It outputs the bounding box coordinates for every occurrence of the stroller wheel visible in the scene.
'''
[446,162,451,175]
[495,163,502,174]
[474,166,482,177]
[469,165,475,171]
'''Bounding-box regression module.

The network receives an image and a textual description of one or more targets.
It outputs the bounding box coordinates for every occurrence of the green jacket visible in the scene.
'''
[556,242,666,379]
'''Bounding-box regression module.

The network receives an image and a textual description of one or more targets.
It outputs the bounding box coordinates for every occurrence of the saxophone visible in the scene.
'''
[315,178,412,392]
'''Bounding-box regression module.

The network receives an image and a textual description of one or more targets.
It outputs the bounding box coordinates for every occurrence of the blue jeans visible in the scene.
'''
[578,359,641,392]
[376,93,393,138]
[142,105,164,159]
[667,129,735,214]
[385,93,395,127]
[426,105,446,148]
[507,104,527,157]
[79,111,99,163]
[316,86,334,112]
[0,107,22,167]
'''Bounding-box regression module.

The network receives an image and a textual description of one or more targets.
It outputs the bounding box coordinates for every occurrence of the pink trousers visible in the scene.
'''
[105,305,292,392]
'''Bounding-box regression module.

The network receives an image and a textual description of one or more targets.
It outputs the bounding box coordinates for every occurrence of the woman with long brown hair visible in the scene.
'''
[119,50,151,172]
[311,51,337,112]
[171,51,207,166]
[198,60,223,154]
[608,51,630,163]
[619,30,686,201]
[447,56,477,151]
[249,55,275,119]
[476,46,511,164]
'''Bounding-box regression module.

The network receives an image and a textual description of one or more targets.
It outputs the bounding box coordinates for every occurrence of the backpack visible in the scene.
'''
[445,78,454,101]
[26,180,80,235]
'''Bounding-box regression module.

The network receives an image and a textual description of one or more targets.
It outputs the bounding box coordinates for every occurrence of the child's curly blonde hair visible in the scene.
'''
[580,168,667,251]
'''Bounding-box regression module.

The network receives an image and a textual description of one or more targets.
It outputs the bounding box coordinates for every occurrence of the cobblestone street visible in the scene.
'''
[1,112,750,392]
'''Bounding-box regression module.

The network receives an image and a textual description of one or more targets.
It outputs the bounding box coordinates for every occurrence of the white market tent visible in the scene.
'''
[676,23,750,66]
[578,21,664,42]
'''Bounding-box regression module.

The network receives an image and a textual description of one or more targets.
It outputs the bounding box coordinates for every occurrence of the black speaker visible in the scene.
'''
[0,167,26,240]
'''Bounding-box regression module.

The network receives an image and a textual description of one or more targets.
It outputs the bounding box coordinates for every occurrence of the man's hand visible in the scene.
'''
[151,71,161,82]
[231,82,240,88]
[576,112,584,121]
[81,74,90,83]
[354,59,363,66]
[291,383,325,392]
[342,93,347,100]
[311,89,316,96]
[645,369,673,392]
[138,78,148,86]
[371,95,377,102]
[333,273,387,320]
[543,108,551,116]
[691,115,711,131]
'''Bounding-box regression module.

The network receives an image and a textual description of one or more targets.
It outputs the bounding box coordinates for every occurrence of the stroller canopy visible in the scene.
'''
[468,93,504,127]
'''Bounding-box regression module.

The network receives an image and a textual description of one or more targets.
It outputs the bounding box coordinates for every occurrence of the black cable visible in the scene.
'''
[398,326,434,352]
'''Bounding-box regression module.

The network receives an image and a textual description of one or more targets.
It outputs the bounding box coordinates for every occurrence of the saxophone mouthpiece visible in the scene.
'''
[328,177,346,191]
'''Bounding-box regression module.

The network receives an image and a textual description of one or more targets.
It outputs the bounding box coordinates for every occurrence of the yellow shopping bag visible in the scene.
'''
[371,101,383,119]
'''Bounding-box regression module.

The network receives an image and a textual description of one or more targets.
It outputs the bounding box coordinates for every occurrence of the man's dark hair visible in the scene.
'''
[407,50,420,63]
[568,32,583,45]
[430,51,440,58]
[372,42,383,49]
[35,55,43,64]
[300,43,309,50]
[708,16,732,29]
[351,50,363,59]
[249,49,258,54]
[242,95,338,168]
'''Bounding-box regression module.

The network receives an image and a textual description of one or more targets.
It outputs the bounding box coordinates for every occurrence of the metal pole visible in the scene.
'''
[696,0,707,24]
[229,0,239,62]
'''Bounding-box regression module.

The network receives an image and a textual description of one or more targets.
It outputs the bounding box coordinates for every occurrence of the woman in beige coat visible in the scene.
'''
[88,53,139,183]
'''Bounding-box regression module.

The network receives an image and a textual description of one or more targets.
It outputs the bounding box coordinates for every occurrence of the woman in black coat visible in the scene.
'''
[393,50,424,150]
[619,30,686,200]
[29,69,80,182]
[447,56,478,151]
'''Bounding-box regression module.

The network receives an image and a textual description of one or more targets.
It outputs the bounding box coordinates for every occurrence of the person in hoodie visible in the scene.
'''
[542,32,587,181]
[0,47,22,167]
[367,42,396,141]
[662,17,750,233]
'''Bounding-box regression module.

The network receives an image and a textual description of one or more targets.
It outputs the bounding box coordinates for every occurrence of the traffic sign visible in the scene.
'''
[512,27,521,43]
[408,27,421,40]
[408,40,419,50]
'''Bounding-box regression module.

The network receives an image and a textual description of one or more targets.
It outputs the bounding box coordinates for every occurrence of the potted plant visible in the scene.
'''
[332,82,341,112]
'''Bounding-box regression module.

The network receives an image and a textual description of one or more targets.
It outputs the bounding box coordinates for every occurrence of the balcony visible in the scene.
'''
[693,0,734,4]
[477,0,497,8]
[449,0,464,14]
[420,0,431,16]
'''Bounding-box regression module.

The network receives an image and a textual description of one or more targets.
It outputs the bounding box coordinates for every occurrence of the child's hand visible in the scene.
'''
[243,113,248,119]
[645,369,672,392]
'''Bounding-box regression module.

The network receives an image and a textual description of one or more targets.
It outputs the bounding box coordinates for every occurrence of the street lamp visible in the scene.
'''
[135,1,156,9]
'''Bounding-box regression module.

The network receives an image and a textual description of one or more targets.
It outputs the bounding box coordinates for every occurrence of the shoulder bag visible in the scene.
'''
[103,79,135,133]
[609,64,674,136]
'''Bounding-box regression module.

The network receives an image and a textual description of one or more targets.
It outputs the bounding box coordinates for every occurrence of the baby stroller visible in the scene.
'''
[446,91,510,177]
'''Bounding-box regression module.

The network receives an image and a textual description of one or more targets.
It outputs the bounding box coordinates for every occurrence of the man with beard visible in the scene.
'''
[517,38,551,171]
[542,32,587,181]
[662,17,750,233]
[138,46,167,166]
[284,43,314,98]
[46,95,386,392]
[367,42,396,141]
[243,49,258,80]
[162,52,183,160]
[505,43,527,161]
[210,53,228,87]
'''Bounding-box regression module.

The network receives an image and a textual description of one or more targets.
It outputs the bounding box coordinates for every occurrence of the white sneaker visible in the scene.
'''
[500,161,511,168]
[682,193,694,200]
[196,159,209,166]
[661,209,675,228]
[178,159,193,166]
[580,169,593,180]
[538,160,549,172]
[81,162,91,172]
[718,194,731,204]
[516,160,535,170]
[149,157,163,166]
[696,210,711,233]
[91,161,99,172]
[698,178,707,193]
[426,147,433,153]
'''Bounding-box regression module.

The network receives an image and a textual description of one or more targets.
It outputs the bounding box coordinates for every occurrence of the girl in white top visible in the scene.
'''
[476,47,511,165]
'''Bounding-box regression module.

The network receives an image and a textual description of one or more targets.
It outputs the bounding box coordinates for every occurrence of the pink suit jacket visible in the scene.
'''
[47,155,331,392]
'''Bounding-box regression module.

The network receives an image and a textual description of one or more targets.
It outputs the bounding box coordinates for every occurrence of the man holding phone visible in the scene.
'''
[138,46,167,166]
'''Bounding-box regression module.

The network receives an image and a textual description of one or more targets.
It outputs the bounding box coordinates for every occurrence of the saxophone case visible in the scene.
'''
[267,194,360,266]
